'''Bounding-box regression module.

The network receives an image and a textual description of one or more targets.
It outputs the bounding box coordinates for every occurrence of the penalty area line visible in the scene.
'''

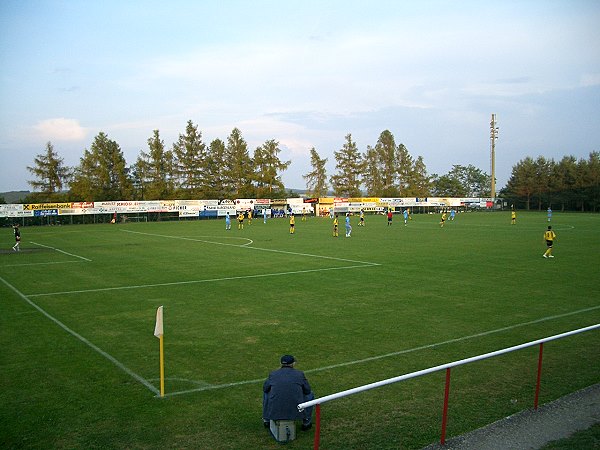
[1,261,85,267]
[0,274,159,396]
[27,264,378,298]
[121,229,379,266]
[30,241,92,262]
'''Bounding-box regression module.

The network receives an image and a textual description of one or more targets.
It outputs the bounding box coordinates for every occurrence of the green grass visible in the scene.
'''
[541,423,600,449]
[1,211,599,449]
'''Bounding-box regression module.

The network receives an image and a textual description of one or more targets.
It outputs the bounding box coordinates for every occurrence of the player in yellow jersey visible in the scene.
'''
[247,209,252,224]
[238,212,244,229]
[511,209,516,225]
[289,214,295,234]
[333,214,339,237]
[439,211,447,227]
[358,209,365,226]
[543,225,556,258]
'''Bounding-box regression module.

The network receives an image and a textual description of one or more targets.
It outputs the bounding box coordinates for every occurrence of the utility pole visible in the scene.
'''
[490,114,499,199]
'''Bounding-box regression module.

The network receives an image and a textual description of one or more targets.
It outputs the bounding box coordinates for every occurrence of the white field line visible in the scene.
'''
[30,241,92,261]
[27,230,380,297]
[172,234,254,246]
[419,222,576,231]
[1,261,85,267]
[162,304,600,397]
[0,274,159,396]
[121,229,380,266]
[27,264,376,298]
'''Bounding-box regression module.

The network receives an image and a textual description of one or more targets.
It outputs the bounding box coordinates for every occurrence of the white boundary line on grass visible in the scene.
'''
[0,274,159,396]
[121,229,380,266]
[27,230,380,297]
[27,264,376,297]
[1,261,85,267]
[161,304,600,397]
[5,228,594,399]
[30,241,92,261]
[3,281,598,399]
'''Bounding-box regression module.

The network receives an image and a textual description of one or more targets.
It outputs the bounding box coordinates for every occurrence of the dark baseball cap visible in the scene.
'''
[280,355,295,365]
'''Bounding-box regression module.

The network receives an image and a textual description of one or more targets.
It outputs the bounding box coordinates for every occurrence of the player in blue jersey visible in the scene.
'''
[403,209,408,226]
[345,213,352,237]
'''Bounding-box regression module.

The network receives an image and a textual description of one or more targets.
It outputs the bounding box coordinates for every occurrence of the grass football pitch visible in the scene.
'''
[1,211,599,449]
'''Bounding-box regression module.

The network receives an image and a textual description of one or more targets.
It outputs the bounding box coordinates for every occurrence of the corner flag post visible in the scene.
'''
[154,306,165,397]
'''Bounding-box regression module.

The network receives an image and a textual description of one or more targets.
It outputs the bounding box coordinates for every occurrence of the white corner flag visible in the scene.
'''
[154,306,165,397]
[154,306,164,338]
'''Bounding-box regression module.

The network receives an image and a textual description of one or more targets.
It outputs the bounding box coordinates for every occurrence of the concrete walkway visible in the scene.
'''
[423,383,600,450]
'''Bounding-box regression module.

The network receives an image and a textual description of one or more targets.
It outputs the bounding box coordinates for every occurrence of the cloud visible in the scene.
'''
[59,85,80,92]
[581,73,600,87]
[495,77,532,84]
[34,118,87,141]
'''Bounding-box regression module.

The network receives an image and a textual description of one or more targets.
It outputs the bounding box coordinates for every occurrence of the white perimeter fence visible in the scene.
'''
[298,323,600,449]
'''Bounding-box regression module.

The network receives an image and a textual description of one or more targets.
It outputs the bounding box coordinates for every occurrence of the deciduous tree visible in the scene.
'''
[405,155,431,197]
[431,173,464,197]
[503,157,537,209]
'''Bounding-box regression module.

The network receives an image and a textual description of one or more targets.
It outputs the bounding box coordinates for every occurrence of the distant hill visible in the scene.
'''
[1,191,29,203]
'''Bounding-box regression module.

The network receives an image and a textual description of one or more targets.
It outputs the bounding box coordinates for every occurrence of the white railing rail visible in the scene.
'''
[298,323,600,449]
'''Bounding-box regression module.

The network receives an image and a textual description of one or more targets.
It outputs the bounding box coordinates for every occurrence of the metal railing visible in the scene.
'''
[298,323,600,449]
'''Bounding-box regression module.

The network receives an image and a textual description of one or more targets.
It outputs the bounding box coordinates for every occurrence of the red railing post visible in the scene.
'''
[534,342,544,409]
[440,367,452,445]
[313,403,321,450]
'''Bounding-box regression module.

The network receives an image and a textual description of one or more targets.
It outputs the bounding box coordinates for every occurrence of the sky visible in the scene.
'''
[1,0,599,195]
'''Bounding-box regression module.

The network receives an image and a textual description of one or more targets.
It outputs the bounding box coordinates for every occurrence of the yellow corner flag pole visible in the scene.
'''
[154,306,165,397]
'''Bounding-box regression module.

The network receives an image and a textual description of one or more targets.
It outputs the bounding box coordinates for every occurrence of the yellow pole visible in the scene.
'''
[159,334,165,397]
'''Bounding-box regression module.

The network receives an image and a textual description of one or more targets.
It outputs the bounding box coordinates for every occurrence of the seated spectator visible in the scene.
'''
[262,355,314,431]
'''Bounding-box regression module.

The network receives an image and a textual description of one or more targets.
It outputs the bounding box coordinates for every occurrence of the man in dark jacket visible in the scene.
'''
[263,355,314,430]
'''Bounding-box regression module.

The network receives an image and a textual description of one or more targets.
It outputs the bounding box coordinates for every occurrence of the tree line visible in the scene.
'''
[303,131,491,198]
[19,120,599,210]
[501,152,600,212]
[22,123,490,203]
[26,122,291,202]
